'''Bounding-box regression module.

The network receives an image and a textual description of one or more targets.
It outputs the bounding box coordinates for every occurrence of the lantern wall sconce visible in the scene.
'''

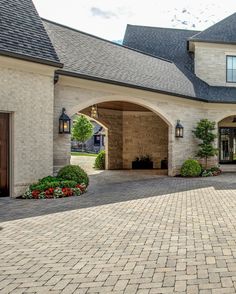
[91,104,98,119]
[59,108,71,134]
[175,120,184,138]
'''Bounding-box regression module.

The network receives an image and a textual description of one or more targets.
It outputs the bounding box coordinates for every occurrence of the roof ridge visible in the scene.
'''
[189,12,236,42]
[126,24,201,33]
[42,18,173,63]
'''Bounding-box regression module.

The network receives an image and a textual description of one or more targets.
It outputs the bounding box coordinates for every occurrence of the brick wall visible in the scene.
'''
[0,56,56,197]
[194,42,236,87]
[54,76,236,176]
[123,112,168,169]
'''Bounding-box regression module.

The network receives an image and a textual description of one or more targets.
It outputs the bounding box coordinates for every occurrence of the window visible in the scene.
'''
[226,56,236,83]
[94,135,101,146]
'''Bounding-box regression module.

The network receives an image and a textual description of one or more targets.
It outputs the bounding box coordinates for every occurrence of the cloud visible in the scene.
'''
[90,7,117,19]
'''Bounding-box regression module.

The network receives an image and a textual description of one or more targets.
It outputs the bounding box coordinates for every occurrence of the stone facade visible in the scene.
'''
[2,54,236,197]
[194,42,236,86]
[0,56,56,197]
[80,109,168,170]
[123,112,168,169]
[53,75,236,177]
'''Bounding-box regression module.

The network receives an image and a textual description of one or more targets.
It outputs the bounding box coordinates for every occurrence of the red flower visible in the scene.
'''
[62,187,73,197]
[45,188,54,196]
[48,188,54,194]
[32,190,40,199]
[76,184,85,192]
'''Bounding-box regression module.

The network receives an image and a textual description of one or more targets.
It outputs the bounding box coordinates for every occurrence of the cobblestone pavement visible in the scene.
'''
[1,173,236,293]
[71,156,97,175]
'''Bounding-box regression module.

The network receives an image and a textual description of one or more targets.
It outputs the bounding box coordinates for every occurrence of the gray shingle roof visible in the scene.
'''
[43,19,236,103]
[0,0,61,66]
[123,25,200,71]
[190,13,236,44]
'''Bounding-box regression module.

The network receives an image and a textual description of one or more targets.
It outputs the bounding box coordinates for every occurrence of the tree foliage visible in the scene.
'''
[72,115,93,144]
[193,119,218,169]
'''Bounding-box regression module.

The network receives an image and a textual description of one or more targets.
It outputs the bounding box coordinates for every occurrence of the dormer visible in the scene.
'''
[188,13,236,87]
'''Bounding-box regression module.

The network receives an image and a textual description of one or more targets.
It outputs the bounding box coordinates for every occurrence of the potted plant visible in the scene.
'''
[132,155,153,169]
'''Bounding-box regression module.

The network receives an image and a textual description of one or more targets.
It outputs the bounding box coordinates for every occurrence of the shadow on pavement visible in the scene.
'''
[1,172,236,222]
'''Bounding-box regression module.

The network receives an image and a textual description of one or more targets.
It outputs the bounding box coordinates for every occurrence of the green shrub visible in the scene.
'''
[29,180,78,192]
[57,165,89,186]
[38,176,61,184]
[180,159,202,177]
[30,183,48,192]
[94,151,105,170]
[59,180,77,188]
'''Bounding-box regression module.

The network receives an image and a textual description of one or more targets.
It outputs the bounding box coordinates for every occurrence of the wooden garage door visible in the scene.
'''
[0,113,9,197]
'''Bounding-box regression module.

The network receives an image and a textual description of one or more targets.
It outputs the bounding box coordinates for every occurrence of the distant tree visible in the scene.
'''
[72,115,93,151]
[193,119,218,169]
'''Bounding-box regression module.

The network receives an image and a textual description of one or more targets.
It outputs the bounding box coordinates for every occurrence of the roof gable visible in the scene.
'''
[190,12,236,44]
[0,0,61,66]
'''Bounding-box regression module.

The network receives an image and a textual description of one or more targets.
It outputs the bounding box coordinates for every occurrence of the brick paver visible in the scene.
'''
[1,172,236,293]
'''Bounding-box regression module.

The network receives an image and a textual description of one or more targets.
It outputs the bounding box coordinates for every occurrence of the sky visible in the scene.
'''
[33,0,236,41]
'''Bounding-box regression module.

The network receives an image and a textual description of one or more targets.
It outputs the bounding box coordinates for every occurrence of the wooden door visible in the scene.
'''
[0,114,9,197]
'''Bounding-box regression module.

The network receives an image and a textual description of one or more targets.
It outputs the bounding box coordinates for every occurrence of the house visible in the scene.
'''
[71,115,105,153]
[1,0,236,197]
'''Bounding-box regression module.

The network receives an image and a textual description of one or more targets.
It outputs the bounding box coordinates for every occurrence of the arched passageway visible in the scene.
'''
[78,101,169,173]
[218,116,236,167]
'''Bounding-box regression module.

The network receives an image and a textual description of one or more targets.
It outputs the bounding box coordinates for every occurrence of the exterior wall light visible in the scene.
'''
[175,120,184,138]
[91,104,98,119]
[59,108,71,134]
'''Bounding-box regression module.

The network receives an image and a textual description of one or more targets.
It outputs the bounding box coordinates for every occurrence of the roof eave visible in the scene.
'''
[0,49,63,68]
[56,69,211,103]
[188,39,236,46]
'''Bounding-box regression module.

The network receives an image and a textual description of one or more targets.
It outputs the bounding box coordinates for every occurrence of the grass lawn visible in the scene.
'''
[71,152,97,157]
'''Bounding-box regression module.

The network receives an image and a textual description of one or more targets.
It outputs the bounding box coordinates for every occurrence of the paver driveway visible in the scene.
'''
[1,172,236,293]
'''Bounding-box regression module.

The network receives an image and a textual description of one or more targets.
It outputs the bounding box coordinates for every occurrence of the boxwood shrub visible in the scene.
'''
[180,159,202,177]
[57,165,89,186]
[94,151,105,170]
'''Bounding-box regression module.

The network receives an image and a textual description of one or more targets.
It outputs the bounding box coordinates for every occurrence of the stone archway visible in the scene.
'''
[54,100,171,174]
[79,101,169,172]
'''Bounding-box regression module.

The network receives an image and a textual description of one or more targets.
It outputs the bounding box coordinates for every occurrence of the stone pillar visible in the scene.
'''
[53,107,71,174]
[81,108,123,170]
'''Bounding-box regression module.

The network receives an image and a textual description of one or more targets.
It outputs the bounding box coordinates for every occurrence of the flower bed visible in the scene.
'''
[23,181,86,199]
[180,159,222,178]
[22,165,88,199]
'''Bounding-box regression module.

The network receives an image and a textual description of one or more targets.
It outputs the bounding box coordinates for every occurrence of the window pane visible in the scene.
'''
[233,69,236,82]
[227,56,233,69]
[227,56,236,82]
[227,69,233,82]
[233,57,236,69]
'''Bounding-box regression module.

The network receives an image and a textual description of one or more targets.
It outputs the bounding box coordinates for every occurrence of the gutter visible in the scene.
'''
[0,50,63,68]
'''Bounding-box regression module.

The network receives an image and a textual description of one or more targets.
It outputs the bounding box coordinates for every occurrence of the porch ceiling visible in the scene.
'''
[95,101,151,112]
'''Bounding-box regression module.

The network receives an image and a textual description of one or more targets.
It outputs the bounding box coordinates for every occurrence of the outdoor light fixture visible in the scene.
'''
[91,104,98,119]
[59,108,71,134]
[175,120,184,138]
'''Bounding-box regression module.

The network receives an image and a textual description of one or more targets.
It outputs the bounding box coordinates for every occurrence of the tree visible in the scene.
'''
[193,119,218,170]
[72,115,93,151]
